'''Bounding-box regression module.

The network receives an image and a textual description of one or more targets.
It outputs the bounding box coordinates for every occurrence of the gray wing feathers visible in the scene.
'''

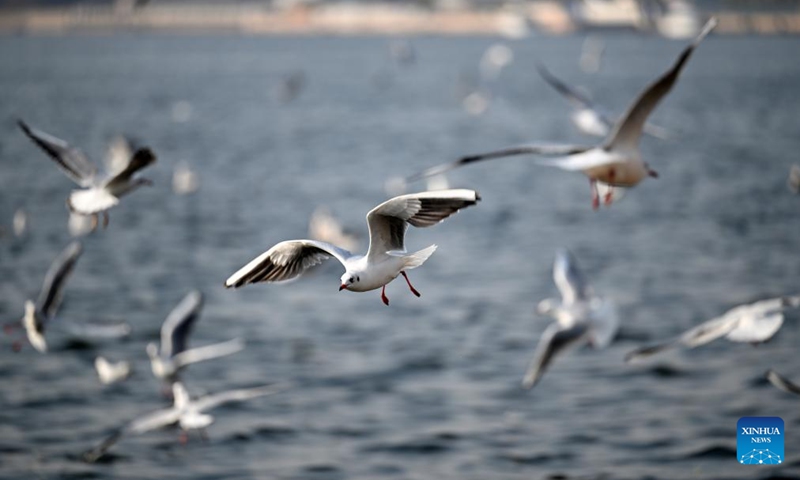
[366,190,480,259]
[766,370,800,397]
[553,249,592,306]
[407,145,590,183]
[522,322,589,389]
[37,242,83,319]
[160,291,204,358]
[18,120,97,186]
[104,148,156,187]
[225,240,351,288]
[606,17,716,149]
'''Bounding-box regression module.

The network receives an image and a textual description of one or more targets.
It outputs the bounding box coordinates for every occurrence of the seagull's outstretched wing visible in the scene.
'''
[365,189,480,261]
[18,120,97,186]
[766,370,800,397]
[606,17,716,150]
[407,144,590,182]
[160,291,204,358]
[82,408,180,463]
[536,62,608,118]
[624,314,737,363]
[36,242,83,319]
[193,383,290,413]
[225,240,352,288]
[173,338,244,368]
[553,249,592,306]
[522,322,589,390]
[103,148,156,188]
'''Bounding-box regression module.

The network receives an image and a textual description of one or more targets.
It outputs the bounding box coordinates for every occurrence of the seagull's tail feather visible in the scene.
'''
[624,341,676,363]
[402,245,438,270]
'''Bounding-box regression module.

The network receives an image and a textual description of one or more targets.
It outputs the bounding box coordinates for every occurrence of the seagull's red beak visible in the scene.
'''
[648,169,659,178]
[339,284,347,291]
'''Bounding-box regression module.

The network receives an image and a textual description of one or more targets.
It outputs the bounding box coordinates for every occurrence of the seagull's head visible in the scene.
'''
[339,272,360,291]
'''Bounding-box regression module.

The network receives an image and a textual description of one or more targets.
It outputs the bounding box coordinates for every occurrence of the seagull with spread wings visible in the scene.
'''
[225,189,480,306]
[4,242,83,353]
[408,18,716,210]
[18,120,156,230]
[625,295,800,363]
[523,249,618,389]
[83,381,288,462]
[146,291,244,385]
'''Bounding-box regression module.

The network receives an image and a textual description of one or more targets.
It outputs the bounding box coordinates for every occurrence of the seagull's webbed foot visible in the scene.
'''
[11,340,23,352]
[401,271,421,297]
[590,179,599,211]
[381,285,390,306]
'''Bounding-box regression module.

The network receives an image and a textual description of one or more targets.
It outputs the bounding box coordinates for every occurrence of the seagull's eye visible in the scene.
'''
[356,276,360,282]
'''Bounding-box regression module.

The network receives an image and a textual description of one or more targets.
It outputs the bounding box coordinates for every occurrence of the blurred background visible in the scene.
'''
[1,0,800,479]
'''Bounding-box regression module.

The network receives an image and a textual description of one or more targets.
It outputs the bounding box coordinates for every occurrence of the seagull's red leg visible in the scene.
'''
[178,431,189,445]
[400,271,421,297]
[90,214,98,232]
[604,168,616,206]
[590,179,599,210]
[380,285,389,306]
[102,212,109,229]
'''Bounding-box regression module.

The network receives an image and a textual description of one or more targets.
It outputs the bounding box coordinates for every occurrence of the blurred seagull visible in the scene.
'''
[12,208,28,238]
[172,160,200,195]
[579,35,605,74]
[523,249,619,389]
[408,18,716,210]
[83,381,288,462]
[104,135,140,176]
[146,291,244,385]
[5,242,82,353]
[95,356,132,385]
[625,295,800,363]
[308,206,360,253]
[766,370,800,397]
[18,120,156,230]
[535,63,670,140]
[225,190,481,306]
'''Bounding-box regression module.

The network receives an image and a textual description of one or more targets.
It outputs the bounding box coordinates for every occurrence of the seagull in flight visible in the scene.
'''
[535,62,670,140]
[18,120,156,230]
[83,381,287,462]
[766,370,800,397]
[146,291,244,385]
[523,249,619,389]
[4,242,83,353]
[625,295,800,363]
[225,189,480,306]
[407,18,716,210]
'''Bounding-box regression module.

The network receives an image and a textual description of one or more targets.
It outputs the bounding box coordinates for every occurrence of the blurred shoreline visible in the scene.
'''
[1,1,800,36]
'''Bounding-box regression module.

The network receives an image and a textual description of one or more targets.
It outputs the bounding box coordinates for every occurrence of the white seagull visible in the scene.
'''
[225,189,481,306]
[523,249,619,389]
[95,356,132,385]
[18,120,156,230]
[535,63,670,140]
[625,295,800,363]
[408,18,716,210]
[5,242,83,353]
[146,291,244,385]
[766,370,800,397]
[83,381,288,462]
